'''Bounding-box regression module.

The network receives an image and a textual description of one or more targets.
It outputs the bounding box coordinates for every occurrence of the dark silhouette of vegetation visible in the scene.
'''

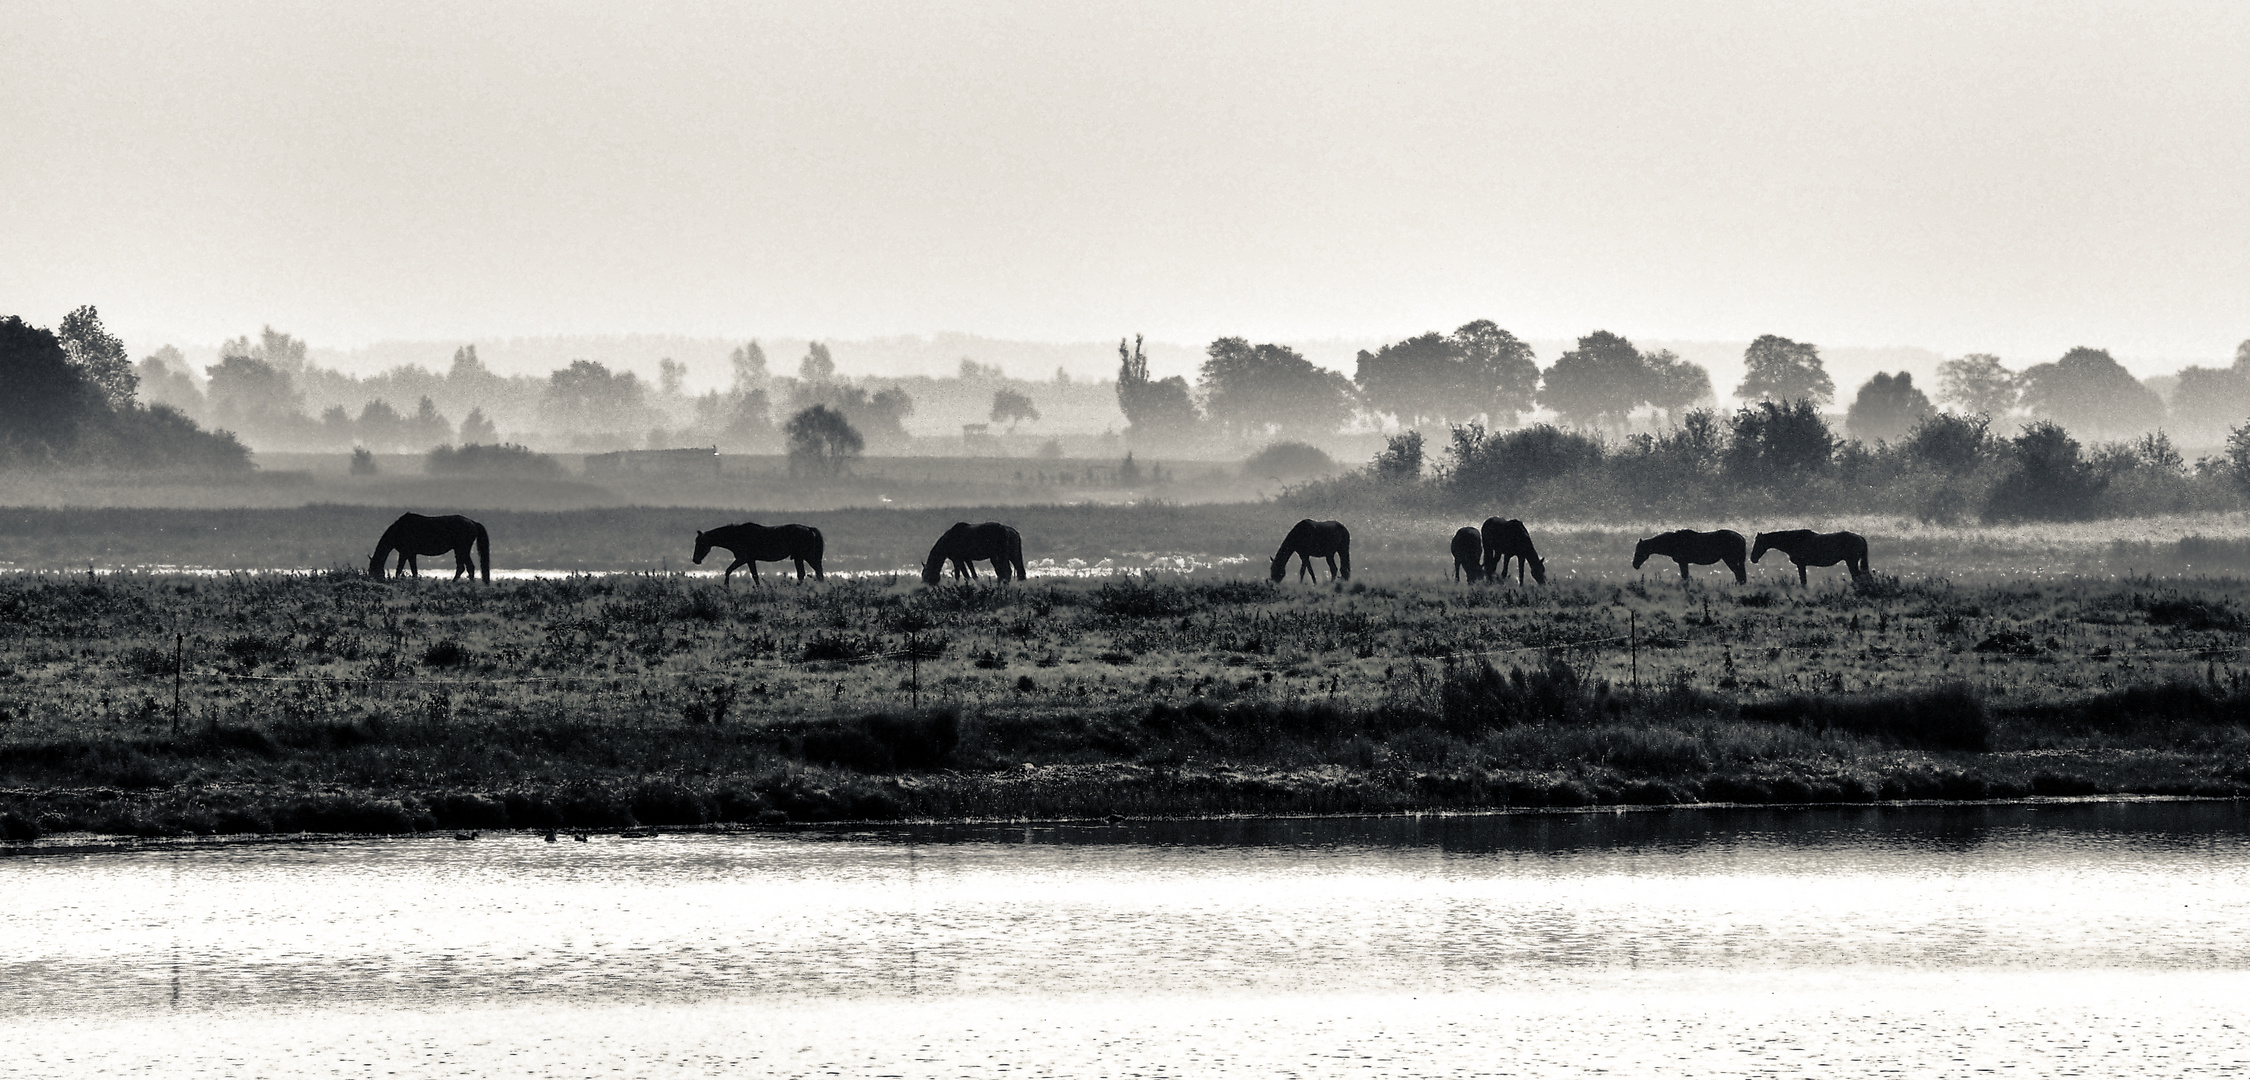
[1372,430,1424,484]
[1354,320,1540,428]
[425,442,563,478]
[1984,420,2106,522]
[1116,334,1199,441]
[1845,371,1934,443]
[2018,347,2165,437]
[1938,353,2017,417]
[1242,441,1336,481]
[1539,331,1651,431]
[1,312,251,473]
[784,404,864,477]
[989,388,1040,431]
[1200,337,1355,440]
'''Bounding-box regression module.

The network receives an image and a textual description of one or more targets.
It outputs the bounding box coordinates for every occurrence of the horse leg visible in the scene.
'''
[1798,562,1809,586]
[748,561,763,586]
[1518,560,1527,587]
[1676,558,1690,581]
[1732,558,1747,585]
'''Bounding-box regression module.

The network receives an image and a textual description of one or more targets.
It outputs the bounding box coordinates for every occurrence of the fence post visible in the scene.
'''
[910,632,920,711]
[1630,612,1638,693]
[173,631,183,735]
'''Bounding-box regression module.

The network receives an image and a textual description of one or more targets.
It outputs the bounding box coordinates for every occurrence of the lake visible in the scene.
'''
[4,802,2248,1077]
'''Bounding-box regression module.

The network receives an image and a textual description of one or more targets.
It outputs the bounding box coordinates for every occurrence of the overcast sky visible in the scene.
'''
[5,0,2246,372]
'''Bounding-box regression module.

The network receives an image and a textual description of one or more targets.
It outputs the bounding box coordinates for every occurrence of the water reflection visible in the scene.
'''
[4,801,2248,1075]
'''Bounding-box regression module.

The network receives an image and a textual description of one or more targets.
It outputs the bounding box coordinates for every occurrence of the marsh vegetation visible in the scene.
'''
[3,566,2248,840]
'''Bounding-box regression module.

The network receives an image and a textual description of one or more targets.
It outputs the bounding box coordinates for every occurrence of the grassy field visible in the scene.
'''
[3,567,2248,840]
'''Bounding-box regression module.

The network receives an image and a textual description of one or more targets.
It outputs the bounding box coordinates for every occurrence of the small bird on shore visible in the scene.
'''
[572,831,589,842]
[453,831,479,841]
[543,830,557,843]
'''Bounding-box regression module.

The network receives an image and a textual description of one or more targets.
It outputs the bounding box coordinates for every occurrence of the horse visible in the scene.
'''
[1270,519,1351,583]
[1752,529,1870,585]
[1480,517,1546,586]
[1633,528,1747,584]
[369,513,489,582]
[921,522,1026,584]
[693,522,825,585]
[1450,527,1483,582]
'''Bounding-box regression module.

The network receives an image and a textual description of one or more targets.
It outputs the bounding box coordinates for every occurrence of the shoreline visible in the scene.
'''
[4,792,2238,858]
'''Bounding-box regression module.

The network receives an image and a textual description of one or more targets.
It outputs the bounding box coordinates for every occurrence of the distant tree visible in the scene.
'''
[459,407,498,444]
[1241,441,1336,481]
[205,352,303,430]
[657,358,686,398]
[446,344,501,397]
[729,341,769,389]
[349,447,378,475]
[2163,339,2250,437]
[1118,451,1142,486]
[1052,366,1071,385]
[1985,420,2106,521]
[958,357,1004,381]
[1725,399,1834,485]
[319,405,354,446]
[1735,334,1834,407]
[1845,371,1935,443]
[357,399,404,448]
[784,404,863,477]
[1200,337,1355,439]
[990,388,1041,431]
[407,396,452,447]
[538,359,649,434]
[798,341,836,383]
[1446,422,1606,501]
[3,314,248,471]
[2226,417,2250,496]
[220,326,309,377]
[2016,347,2165,437]
[56,305,137,410]
[1539,331,1649,431]
[722,388,774,448]
[1355,320,1541,429]
[1643,349,1715,425]
[1936,353,2016,416]
[1115,335,1198,439]
[134,344,204,417]
[426,441,561,478]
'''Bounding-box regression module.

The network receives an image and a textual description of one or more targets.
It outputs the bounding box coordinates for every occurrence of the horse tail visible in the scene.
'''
[1339,535,1351,580]
[475,523,491,584]
[809,527,825,580]
[1008,528,1025,582]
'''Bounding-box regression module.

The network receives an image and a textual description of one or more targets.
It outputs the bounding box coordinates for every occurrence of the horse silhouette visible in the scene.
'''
[1633,528,1747,583]
[1450,527,1483,582]
[1480,517,1546,585]
[922,522,1026,584]
[1752,529,1870,585]
[1270,519,1351,583]
[694,522,825,585]
[369,513,489,582]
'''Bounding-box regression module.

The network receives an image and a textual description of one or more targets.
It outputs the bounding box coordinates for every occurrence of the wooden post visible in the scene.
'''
[172,631,183,735]
[1630,611,1638,692]
[910,632,920,712]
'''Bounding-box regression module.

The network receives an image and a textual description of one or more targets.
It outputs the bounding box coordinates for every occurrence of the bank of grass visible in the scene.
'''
[3,570,2249,840]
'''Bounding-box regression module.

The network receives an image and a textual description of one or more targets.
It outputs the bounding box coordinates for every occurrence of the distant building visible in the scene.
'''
[583,446,720,478]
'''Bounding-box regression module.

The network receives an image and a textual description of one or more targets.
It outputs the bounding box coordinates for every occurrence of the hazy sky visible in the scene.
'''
[6,0,2246,372]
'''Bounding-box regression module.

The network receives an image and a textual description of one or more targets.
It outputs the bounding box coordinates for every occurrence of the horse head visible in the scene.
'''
[1631,537,1653,570]
[367,551,384,580]
[692,530,711,565]
[1749,532,1774,563]
[1269,549,1292,583]
[1527,554,1547,584]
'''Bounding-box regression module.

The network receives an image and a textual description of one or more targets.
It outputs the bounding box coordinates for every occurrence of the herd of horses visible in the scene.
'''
[366,512,1870,588]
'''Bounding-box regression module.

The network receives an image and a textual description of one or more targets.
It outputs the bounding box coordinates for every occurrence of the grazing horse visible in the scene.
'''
[921,522,1026,584]
[693,522,825,585]
[1480,517,1546,586]
[1752,529,1870,585]
[1633,528,1747,584]
[369,513,489,582]
[1270,519,1351,583]
[1450,527,1483,582]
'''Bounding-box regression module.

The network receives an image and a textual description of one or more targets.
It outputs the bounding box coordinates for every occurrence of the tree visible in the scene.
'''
[1538,331,1648,431]
[1903,411,1994,476]
[539,359,650,434]
[1372,429,1424,483]
[2016,347,2164,437]
[0,316,100,450]
[1845,371,1935,443]
[1724,399,1834,485]
[1354,320,1541,429]
[134,345,204,417]
[1199,337,1355,439]
[1116,335,1198,439]
[1937,353,2017,416]
[1985,420,2105,521]
[1644,349,1714,424]
[205,352,303,430]
[730,341,769,389]
[799,341,836,383]
[657,358,686,398]
[460,407,499,444]
[57,305,137,410]
[407,396,453,447]
[1736,335,1834,406]
[990,388,1040,431]
[357,399,404,448]
[784,404,863,477]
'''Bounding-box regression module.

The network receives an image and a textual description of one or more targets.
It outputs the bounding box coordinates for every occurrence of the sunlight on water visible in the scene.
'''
[4,803,2248,1076]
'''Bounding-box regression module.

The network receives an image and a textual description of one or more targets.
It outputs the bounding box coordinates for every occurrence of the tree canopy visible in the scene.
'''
[1538,331,1648,431]
[1845,371,1935,443]
[2,312,250,472]
[1735,334,1834,406]
[2016,347,2165,437]
[990,388,1040,430]
[1199,337,1355,439]
[784,404,863,477]
[1937,353,2016,416]
[1115,335,1198,440]
[1353,319,1539,428]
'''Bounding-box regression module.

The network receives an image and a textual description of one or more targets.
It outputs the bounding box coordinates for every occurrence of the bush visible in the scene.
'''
[800,711,961,772]
[1440,656,1610,733]
[425,442,562,478]
[1242,441,1336,480]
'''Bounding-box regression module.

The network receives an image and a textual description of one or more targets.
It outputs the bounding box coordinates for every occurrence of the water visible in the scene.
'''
[5,802,2249,1077]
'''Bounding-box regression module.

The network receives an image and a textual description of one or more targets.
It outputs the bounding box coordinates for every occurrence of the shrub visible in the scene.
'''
[1242,441,1336,480]
[1439,656,1609,733]
[425,442,563,478]
[800,711,961,772]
